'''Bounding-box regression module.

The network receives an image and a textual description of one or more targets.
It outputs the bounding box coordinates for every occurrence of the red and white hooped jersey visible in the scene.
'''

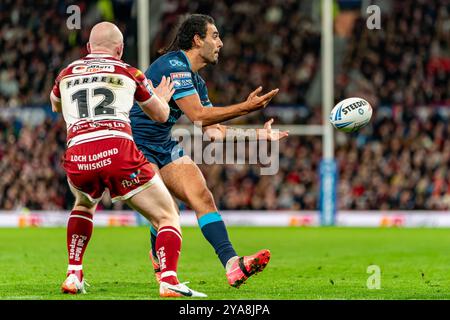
[51,53,155,147]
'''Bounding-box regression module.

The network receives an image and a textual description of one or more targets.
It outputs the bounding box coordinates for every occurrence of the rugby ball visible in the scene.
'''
[329,97,373,132]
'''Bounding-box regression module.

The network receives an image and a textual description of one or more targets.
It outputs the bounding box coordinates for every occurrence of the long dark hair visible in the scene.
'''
[158,14,215,55]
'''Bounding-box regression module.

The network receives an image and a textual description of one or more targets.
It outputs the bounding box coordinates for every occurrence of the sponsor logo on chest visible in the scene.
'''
[170,72,193,89]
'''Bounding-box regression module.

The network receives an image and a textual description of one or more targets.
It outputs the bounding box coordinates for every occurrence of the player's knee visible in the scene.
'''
[194,186,215,206]
[155,210,180,230]
[73,192,97,210]
[155,200,179,225]
[73,204,96,215]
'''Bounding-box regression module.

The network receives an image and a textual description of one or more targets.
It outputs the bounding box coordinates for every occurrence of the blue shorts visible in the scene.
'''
[136,140,185,169]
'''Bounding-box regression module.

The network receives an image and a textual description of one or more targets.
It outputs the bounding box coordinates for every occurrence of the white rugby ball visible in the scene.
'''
[329,97,373,132]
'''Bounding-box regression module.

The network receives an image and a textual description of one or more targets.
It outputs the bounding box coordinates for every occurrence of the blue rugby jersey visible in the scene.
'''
[130,50,212,150]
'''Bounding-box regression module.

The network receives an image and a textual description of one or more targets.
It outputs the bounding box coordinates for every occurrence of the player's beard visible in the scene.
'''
[201,50,219,65]
[205,55,219,65]
[211,57,219,65]
[209,52,219,65]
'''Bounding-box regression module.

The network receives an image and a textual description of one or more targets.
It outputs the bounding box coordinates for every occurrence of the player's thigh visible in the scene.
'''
[126,174,180,229]
[148,160,181,208]
[159,156,216,212]
[64,142,109,212]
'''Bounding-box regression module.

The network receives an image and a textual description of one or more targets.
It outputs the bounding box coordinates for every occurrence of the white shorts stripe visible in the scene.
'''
[69,215,93,223]
[67,130,133,148]
[158,228,182,241]
[161,271,177,279]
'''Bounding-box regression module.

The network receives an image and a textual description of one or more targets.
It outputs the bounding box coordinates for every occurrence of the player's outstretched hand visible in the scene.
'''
[257,118,289,141]
[245,86,279,112]
[151,76,175,102]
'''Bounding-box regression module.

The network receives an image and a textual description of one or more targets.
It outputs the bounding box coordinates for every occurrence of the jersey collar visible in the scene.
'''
[179,50,192,70]
[86,53,115,58]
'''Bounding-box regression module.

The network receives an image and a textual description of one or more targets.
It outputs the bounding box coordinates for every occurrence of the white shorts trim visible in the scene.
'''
[111,173,163,203]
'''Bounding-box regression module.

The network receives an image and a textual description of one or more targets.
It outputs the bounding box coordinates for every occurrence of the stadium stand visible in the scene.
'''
[335,0,449,107]
[151,0,322,106]
[0,0,136,108]
[0,0,448,211]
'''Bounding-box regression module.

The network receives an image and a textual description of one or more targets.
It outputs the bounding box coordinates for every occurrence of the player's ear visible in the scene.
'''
[117,43,124,59]
[86,43,91,53]
[193,34,203,48]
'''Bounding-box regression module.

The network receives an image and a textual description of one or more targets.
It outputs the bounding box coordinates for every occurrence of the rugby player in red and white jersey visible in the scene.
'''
[50,21,206,298]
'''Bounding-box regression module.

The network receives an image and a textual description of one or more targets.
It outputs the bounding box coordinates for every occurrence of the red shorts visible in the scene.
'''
[63,138,156,203]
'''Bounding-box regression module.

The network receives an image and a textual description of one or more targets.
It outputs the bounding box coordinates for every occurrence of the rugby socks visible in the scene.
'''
[66,210,93,281]
[150,225,158,262]
[198,212,238,268]
[156,226,182,285]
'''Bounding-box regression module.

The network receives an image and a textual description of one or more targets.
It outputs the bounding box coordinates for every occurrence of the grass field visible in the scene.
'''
[1,226,450,300]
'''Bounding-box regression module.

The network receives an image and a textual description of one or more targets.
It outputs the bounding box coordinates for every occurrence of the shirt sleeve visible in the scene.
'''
[158,57,197,101]
[130,67,154,105]
[51,68,65,101]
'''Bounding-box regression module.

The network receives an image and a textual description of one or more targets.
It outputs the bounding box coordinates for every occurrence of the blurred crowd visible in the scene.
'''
[152,0,321,106]
[201,107,450,211]
[0,0,449,211]
[0,0,135,108]
[155,0,449,107]
[336,107,450,210]
[1,107,450,211]
[336,0,450,107]
[0,117,68,210]
[1,0,447,108]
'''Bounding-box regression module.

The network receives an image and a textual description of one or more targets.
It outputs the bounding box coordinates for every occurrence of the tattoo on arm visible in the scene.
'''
[225,127,258,141]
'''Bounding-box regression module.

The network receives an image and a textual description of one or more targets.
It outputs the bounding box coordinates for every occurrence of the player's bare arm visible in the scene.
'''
[203,118,289,142]
[49,91,62,113]
[139,95,170,123]
[175,86,279,126]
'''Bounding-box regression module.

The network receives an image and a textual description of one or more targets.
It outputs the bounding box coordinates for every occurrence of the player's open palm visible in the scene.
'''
[151,76,175,102]
[245,86,279,111]
[258,118,289,141]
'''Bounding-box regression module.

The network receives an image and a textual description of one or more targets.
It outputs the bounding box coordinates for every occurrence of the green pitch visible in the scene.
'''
[1,227,450,300]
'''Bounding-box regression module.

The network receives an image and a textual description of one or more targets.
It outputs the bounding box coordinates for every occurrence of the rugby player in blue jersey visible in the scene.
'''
[130,14,288,288]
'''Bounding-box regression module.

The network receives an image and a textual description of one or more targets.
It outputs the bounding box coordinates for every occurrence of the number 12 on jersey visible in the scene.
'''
[71,87,116,118]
